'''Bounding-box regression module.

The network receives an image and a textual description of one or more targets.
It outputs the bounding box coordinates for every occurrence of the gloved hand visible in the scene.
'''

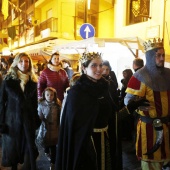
[127,98,150,114]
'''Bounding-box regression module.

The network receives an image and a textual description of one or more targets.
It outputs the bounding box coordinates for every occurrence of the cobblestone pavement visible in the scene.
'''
[0,138,141,170]
[122,140,141,170]
[0,138,50,170]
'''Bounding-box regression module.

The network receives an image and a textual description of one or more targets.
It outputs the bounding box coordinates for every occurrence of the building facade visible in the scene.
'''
[0,0,170,62]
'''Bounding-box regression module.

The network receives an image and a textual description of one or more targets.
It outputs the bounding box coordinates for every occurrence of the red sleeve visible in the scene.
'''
[127,76,141,90]
[37,70,47,98]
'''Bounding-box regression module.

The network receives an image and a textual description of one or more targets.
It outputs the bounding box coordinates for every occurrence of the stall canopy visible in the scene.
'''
[53,36,145,57]
[12,36,144,61]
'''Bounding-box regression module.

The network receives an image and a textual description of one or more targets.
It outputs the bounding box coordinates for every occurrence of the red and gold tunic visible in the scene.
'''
[126,76,170,162]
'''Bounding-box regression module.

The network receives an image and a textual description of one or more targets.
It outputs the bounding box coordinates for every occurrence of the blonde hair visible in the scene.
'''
[7,52,37,82]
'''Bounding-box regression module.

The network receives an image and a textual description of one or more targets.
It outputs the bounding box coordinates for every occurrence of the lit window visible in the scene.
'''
[127,0,150,25]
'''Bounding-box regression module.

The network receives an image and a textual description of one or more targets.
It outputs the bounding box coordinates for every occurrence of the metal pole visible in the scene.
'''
[84,0,87,23]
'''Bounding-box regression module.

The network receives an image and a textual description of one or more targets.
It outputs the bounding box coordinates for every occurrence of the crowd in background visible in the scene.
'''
[0,39,169,170]
[0,52,145,170]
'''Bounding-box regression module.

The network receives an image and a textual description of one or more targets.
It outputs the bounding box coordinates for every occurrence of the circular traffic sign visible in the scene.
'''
[79,23,95,39]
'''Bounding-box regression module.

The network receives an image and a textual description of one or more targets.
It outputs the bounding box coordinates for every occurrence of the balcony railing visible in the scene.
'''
[34,17,58,37]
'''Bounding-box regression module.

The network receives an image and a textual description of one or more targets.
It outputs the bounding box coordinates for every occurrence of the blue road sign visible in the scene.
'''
[79,23,95,39]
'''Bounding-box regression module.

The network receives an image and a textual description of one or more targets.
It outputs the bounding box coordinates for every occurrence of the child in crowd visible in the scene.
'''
[61,59,74,80]
[37,87,61,170]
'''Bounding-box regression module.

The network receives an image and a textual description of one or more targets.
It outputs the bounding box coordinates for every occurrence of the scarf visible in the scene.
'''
[47,63,61,72]
[17,70,29,91]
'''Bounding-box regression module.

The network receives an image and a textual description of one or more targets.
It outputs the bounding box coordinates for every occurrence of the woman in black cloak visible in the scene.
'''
[55,52,149,170]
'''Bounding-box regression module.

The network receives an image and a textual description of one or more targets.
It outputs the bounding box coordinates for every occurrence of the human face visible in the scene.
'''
[123,71,127,79]
[17,56,30,73]
[45,90,54,102]
[102,65,110,77]
[133,63,138,71]
[51,55,59,66]
[155,48,165,68]
[63,62,68,68]
[83,58,103,80]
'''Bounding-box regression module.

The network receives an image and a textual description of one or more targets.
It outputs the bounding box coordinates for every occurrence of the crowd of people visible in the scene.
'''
[0,37,169,170]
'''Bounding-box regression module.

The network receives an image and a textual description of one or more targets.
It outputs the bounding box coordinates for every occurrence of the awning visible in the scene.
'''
[53,36,145,57]
[11,37,144,63]
[11,38,79,62]
[12,38,77,55]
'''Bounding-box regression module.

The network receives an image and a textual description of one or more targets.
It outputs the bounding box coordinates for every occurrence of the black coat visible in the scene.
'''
[56,74,122,170]
[0,76,40,168]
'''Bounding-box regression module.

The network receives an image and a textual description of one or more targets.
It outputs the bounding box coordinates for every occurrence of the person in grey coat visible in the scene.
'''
[37,87,61,170]
[0,52,41,170]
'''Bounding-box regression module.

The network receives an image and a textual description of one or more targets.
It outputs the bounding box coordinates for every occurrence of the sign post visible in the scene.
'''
[79,23,95,39]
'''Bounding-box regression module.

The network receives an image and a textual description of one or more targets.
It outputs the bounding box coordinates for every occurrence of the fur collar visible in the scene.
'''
[47,63,62,72]
[76,74,109,99]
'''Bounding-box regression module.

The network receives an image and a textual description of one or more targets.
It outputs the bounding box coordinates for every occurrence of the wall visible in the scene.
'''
[113,0,170,62]
[114,0,164,40]
[164,0,170,62]
[98,0,114,38]
[41,0,58,21]
[59,0,75,39]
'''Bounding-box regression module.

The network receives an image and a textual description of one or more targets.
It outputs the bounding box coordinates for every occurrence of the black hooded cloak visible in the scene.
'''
[55,74,122,170]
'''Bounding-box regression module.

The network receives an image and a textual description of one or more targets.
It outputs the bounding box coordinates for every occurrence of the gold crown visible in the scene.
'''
[79,52,102,64]
[143,38,164,52]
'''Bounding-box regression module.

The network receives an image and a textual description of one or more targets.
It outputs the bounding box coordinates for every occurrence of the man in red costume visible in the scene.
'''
[124,38,170,170]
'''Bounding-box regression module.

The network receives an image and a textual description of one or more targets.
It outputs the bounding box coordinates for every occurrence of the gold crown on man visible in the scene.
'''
[143,38,164,52]
[79,52,102,64]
